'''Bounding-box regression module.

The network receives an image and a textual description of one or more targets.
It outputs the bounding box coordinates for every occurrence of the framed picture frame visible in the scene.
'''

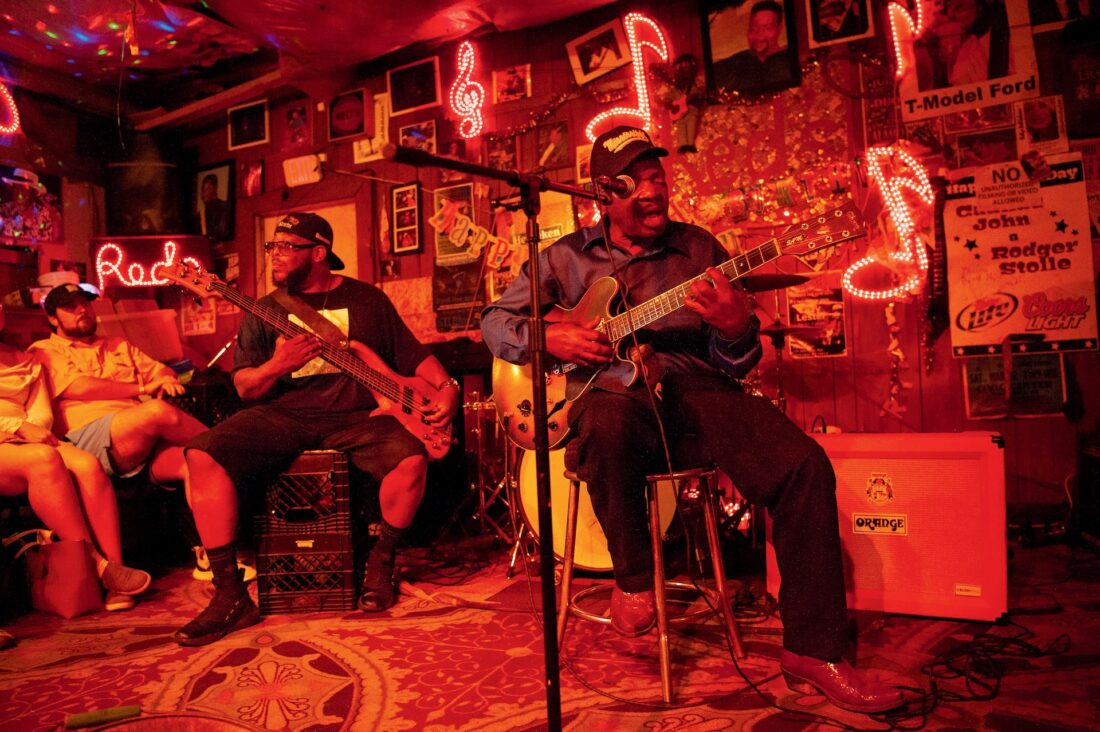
[352,93,391,163]
[486,136,518,171]
[328,88,368,141]
[194,161,234,241]
[241,159,263,197]
[534,120,571,169]
[703,0,801,97]
[398,119,437,154]
[566,19,632,86]
[805,0,874,49]
[391,182,421,254]
[278,98,312,152]
[227,100,269,151]
[432,183,475,263]
[575,143,593,183]
[440,139,471,183]
[492,64,532,103]
[388,57,441,116]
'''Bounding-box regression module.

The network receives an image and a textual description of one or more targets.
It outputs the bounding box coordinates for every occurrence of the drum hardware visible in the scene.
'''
[445,393,517,545]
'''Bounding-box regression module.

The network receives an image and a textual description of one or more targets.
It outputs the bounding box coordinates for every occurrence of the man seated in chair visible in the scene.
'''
[177,212,460,646]
[480,126,902,714]
[30,290,208,481]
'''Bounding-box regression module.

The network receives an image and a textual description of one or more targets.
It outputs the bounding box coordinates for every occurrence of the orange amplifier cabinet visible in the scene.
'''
[766,432,1007,622]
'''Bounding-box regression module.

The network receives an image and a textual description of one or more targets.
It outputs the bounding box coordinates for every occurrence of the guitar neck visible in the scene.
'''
[210,282,420,414]
[603,238,782,342]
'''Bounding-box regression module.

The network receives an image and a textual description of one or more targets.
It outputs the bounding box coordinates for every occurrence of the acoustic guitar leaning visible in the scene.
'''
[159,263,454,460]
[492,202,866,452]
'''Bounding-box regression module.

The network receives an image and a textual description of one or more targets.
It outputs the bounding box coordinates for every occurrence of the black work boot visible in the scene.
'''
[174,544,261,646]
[357,521,403,612]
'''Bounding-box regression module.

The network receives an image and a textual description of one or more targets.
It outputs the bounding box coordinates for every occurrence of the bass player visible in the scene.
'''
[177,212,460,646]
[481,126,902,714]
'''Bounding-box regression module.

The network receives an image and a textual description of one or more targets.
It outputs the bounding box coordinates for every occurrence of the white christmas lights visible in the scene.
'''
[0,82,20,135]
[888,0,927,80]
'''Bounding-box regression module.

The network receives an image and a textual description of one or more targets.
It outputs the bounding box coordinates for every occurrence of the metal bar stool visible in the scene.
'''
[557,466,746,702]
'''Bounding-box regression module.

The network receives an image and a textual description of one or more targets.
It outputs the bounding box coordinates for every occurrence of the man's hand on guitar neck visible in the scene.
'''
[546,317,613,367]
[684,266,754,341]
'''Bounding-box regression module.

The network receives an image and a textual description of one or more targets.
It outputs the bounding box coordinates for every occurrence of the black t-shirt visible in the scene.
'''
[233,277,430,415]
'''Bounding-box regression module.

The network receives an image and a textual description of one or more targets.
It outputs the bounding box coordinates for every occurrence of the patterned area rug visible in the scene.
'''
[0,543,1097,731]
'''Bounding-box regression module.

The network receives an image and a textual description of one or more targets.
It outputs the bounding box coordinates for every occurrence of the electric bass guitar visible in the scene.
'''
[159,262,454,459]
[493,201,865,451]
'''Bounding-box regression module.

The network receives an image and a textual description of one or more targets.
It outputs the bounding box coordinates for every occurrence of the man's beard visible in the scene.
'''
[60,319,96,339]
[274,258,313,292]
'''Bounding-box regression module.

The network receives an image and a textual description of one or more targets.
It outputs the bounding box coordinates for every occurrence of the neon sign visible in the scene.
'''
[843,145,933,301]
[585,13,671,141]
[449,41,485,139]
[96,240,203,289]
[0,82,20,135]
[888,0,928,79]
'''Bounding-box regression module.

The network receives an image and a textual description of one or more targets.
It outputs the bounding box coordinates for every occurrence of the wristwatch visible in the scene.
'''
[437,377,461,391]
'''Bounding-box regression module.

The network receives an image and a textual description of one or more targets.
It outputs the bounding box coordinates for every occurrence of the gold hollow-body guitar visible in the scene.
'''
[160,262,454,459]
[493,202,866,451]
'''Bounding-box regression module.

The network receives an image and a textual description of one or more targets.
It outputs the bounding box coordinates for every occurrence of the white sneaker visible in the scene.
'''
[191,546,256,583]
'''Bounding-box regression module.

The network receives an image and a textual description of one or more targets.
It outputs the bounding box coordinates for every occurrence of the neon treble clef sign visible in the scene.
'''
[449,41,485,138]
[585,13,671,141]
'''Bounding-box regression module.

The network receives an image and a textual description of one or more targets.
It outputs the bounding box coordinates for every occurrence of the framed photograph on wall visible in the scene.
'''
[806,0,874,49]
[535,120,571,169]
[703,0,800,97]
[388,57,441,116]
[193,161,234,241]
[492,64,532,103]
[566,19,632,86]
[241,160,263,197]
[575,143,593,183]
[278,98,312,152]
[486,136,518,171]
[227,100,269,150]
[391,182,421,254]
[398,119,437,154]
[432,183,475,263]
[328,88,367,141]
[352,93,391,163]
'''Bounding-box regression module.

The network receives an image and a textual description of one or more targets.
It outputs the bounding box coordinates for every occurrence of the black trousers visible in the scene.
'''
[565,375,848,659]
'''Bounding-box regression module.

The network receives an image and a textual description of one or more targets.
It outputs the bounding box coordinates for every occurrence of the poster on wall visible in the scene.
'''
[1069,137,1100,238]
[431,183,478,265]
[944,152,1097,356]
[180,296,217,337]
[786,273,847,358]
[962,352,1065,419]
[898,0,1038,122]
[1014,95,1067,156]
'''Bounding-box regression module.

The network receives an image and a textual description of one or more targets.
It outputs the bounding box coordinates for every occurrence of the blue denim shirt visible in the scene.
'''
[481,221,762,392]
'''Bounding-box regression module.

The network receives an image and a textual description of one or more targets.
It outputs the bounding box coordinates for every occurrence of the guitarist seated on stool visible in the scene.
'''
[177,212,460,647]
[480,126,902,715]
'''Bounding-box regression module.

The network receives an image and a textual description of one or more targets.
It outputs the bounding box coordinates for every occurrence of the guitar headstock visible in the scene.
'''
[776,200,865,257]
[156,261,222,300]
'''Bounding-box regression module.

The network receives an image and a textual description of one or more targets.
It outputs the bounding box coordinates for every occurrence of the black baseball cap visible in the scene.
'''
[590,126,669,180]
[43,283,98,316]
[275,212,345,270]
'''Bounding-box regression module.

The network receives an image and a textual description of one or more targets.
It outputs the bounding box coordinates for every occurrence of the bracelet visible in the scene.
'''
[138,383,145,396]
[436,377,460,391]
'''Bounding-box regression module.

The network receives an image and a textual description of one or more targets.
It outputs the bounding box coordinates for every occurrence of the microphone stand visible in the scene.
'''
[383,143,604,730]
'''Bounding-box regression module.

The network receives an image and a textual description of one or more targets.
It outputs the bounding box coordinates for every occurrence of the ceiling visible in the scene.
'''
[0,0,615,124]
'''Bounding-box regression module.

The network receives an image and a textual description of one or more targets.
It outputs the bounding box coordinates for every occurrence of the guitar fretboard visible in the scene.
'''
[603,239,782,342]
[208,282,428,416]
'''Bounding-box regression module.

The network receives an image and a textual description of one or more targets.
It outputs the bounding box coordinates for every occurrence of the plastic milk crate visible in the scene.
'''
[256,450,356,614]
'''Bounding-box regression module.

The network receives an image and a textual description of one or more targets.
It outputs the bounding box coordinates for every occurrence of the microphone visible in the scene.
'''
[595,175,635,198]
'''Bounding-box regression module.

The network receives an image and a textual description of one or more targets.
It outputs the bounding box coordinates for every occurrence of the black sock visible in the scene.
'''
[206,543,244,593]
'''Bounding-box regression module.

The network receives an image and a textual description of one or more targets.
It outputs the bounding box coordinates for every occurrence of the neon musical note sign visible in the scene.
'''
[584,13,671,141]
[843,145,934,301]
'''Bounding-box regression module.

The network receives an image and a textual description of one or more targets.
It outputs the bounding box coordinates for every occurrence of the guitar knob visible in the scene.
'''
[548,421,558,432]
[518,399,532,417]
[518,423,528,433]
